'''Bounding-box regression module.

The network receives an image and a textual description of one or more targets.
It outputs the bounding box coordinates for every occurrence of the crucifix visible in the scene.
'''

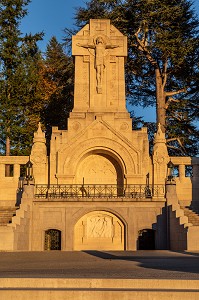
[72,19,127,112]
[77,35,119,94]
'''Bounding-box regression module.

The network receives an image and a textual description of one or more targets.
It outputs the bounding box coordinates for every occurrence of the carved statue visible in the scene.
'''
[77,35,119,93]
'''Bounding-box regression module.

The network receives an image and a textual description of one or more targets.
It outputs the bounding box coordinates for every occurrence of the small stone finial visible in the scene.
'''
[154,123,166,144]
[31,122,47,160]
[33,122,46,143]
[35,122,43,138]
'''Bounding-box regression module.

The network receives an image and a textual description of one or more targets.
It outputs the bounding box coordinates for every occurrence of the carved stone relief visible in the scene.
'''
[74,210,124,250]
[87,214,113,238]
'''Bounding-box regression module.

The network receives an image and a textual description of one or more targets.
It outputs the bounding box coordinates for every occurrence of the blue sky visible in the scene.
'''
[20,0,199,52]
[20,0,86,51]
[20,0,199,122]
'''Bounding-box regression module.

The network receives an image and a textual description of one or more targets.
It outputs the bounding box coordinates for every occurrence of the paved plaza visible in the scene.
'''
[0,250,199,279]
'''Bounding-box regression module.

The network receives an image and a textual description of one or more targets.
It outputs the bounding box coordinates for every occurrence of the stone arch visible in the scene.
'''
[74,210,125,250]
[74,149,124,187]
[137,229,156,250]
[62,137,138,176]
[44,229,61,250]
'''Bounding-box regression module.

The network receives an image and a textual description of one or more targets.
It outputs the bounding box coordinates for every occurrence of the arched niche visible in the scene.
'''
[74,150,124,187]
[61,138,138,177]
[74,210,125,250]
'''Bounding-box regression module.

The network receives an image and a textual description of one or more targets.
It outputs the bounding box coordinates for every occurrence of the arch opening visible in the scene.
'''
[44,229,61,250]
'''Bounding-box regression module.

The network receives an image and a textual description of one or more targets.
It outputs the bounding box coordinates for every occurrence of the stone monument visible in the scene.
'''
[0,20,198,253]
[72,19,127,112]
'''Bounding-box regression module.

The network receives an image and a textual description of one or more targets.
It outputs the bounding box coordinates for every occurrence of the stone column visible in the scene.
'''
[31,122,48,185]
[179,164,185,181]
[192,164,199,203]
[152,124,169,199]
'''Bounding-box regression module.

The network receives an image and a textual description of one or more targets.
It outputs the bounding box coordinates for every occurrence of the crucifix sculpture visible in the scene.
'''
[77,35,119,94]
[72,19,127,112]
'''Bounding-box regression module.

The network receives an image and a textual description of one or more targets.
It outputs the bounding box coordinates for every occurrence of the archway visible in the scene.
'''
[137,229,155,250]
[44,229,61,250]
[74,211,125,250]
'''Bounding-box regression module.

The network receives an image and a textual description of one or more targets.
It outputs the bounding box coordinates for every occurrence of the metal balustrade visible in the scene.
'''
[35,184,165,200]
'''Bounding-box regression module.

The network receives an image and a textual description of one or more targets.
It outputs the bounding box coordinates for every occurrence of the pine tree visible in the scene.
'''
[72,0,199,155]
[0,0,43,157]
[41,37,74,149]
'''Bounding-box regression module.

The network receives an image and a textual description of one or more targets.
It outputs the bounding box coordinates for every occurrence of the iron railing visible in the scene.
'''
[35,184,165,200]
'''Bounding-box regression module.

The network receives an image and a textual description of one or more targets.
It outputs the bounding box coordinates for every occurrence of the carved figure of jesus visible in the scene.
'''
[77,36,119,93]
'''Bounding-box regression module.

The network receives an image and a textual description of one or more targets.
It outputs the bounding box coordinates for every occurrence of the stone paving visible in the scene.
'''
[0,251,199,279]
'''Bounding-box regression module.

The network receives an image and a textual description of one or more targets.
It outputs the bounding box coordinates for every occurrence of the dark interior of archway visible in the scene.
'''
[137,229,155,250]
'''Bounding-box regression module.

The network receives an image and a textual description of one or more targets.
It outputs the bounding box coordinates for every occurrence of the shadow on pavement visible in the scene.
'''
[83,250,199,274]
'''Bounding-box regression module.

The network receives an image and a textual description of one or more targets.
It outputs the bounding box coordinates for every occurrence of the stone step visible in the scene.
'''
[0,206,18,225]
[0,278,199,300]
[182,207,199,226]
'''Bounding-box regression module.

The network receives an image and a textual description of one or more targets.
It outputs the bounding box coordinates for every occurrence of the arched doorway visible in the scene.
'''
[44,229,61,250]
[137,229,155,250]
[74,211,125,250]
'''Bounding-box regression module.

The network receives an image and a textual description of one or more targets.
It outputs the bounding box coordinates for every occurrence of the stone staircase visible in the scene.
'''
[0,206,18,226]
[182,206,199,226]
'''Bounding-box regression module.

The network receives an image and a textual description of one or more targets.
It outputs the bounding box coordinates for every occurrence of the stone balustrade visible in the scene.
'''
[0,156,28,205]
[170,157,199,205]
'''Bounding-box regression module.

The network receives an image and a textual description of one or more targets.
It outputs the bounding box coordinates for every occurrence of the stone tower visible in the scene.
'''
[49,19,150,187]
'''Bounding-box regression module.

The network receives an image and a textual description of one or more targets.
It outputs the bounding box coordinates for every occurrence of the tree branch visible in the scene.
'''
[165,97,180,109]
[167,137,186,153]
[166,144,185,154]
[134,27,158,68]
[165,88,187,97]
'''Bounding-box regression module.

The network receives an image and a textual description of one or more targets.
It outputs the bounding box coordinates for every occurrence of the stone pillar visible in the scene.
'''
[179,164,185,181]
[23,184,35,199]
[152,124,169,198]
[31,123,48,185]
[165,181,177,206]
[165,181,177,250]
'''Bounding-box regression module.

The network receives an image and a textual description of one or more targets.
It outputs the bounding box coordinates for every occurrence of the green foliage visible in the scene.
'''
[0,0,44,155]
[166,99,199,156]
[41,37,74,150]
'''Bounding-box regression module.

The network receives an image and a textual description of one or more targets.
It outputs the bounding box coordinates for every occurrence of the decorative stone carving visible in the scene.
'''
[75,154,117,185]
[31,122,47,161]
[72,122,81,132]
[120,122,129,131]
[74,211,124,250]
[30,122,48,184]
[72,19,127,112]
[77,35,119,94]
[153,123,169,186]
[87,215,113,238]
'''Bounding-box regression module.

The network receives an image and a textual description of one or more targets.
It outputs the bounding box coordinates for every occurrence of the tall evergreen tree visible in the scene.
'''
[72,0,199,155]
[0,0,43,157]
[41,37,74,149]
